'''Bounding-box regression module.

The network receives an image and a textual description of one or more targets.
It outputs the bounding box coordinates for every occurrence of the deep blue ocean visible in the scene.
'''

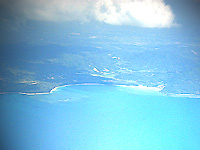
[1,85,200,150]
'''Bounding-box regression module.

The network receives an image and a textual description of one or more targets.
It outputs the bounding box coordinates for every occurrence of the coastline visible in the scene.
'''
[117,84,165,92]
[167,93,200,99]
[49,84,70,93]
[117,84,200,98]
[19,83,103,96]
[18,84,70,96]
[1,83,199,99]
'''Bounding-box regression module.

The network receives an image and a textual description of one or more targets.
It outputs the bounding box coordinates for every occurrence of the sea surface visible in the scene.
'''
[1,85,200,150]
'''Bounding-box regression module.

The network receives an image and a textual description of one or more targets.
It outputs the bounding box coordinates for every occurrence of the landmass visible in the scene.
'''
[0,43,199,96]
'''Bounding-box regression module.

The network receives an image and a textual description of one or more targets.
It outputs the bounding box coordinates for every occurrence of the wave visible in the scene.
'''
[3,83,199,99]
[19,83,104,96]
[167,93,200,99]
[117,84,200,98]
[49,85,69,93]
[116,84,165,96]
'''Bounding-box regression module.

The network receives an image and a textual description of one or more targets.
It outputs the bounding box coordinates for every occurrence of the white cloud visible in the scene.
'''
[14,0,94,22]
[94,0,175,27]
[1,0,175,28]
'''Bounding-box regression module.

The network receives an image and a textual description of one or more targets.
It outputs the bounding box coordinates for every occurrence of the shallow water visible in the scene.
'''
[1,85,200,150]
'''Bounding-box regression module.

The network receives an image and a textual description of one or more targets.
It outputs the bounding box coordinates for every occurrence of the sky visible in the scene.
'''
[0,0,200,27]
[0,0,200,43]
[2,0,176,28]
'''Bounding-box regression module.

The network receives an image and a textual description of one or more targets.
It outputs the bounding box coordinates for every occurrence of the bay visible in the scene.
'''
[1,85,200,150]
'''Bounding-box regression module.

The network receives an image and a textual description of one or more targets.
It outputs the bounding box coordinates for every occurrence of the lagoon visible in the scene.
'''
[1,85,200,150]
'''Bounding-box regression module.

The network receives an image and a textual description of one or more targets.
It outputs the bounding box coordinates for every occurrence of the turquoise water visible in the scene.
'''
[1,85,200,150]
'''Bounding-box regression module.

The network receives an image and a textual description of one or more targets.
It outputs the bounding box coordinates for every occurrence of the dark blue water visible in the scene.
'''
[1,85,200,150]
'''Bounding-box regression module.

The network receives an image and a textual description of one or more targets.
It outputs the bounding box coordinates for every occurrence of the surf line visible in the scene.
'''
[19,83,104,96]
[117,84,165,92]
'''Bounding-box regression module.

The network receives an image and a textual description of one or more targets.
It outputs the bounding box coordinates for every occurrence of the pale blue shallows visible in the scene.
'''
[1,85,200,150]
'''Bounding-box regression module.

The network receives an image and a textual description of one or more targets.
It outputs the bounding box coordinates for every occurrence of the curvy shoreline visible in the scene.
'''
[1,83,200,98]
[117,84,165,92]
[167,93,200,99]
[19,83,103,96]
